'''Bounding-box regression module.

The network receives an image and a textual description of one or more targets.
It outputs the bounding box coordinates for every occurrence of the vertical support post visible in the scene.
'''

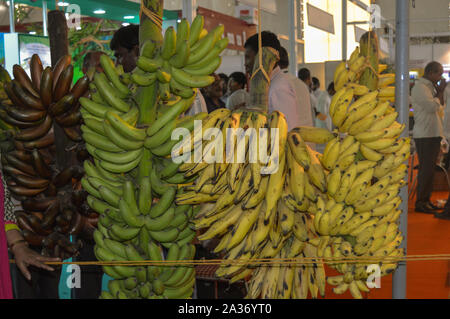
[48,10,72,170]
[393,0,410,300]
[9,0,15,33]
[288,0,298,76]
[42,1,48,37]
[342,0,347,60]
[182,0,197,23]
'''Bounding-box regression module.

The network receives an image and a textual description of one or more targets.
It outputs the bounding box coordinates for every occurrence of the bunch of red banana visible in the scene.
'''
[0,54,93,259]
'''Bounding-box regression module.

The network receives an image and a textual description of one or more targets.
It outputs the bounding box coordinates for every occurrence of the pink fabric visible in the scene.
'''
[0,174,13,299]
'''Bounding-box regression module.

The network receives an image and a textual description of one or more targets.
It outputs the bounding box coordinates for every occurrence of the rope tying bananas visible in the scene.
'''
[0,55,90,259]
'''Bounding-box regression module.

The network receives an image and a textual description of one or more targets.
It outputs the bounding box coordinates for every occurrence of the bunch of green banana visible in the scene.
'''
[133,15,228,100]
[83,16,229,299]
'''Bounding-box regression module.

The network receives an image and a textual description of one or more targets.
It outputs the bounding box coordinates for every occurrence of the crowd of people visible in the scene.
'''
[1,23,449,299]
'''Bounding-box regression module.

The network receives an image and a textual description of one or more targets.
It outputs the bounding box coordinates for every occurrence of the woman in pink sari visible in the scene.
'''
[0,174,59,299]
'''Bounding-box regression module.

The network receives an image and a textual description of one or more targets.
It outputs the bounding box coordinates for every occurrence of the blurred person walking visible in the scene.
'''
[412,61,447,214]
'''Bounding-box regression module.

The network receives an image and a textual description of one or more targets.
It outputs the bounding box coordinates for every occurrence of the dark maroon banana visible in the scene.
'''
[41,203,59,229]
[24,133,55,150]
[11,173,50,189]
[71,189,87,208]
[63,126,83,142]
[4,104,47,123]
[22,197,57,212]
[69,213,86,235]
[22,229,44,246]
[14,115,53,141]
[40,67,53,108]
[4,82,27,109]
[31,148,52,178]
[54,65,74,102]
[16,211,35,233]
[9,185,47,197]
[45,183,58,197]
[13,64,40,98]
[52,55,72,93]
[11,80,45,111]
[8,150,33,164]
[52,166,74,188]
[55,110,81,127]
[4,152,37,175]
[2,165,33,178]
[27,214,52,236]
[71,75,90,100]
[30,54,44,92]
[0,109,42,129]
[48,94,75,117]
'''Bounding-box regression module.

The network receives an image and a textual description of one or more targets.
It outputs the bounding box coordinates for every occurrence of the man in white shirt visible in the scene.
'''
[411,61,447,216]
[298,68,321,126]
[276,47,314,130]
[244,32,303,131]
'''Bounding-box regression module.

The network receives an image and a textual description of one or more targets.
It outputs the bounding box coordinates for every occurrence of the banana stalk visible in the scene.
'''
[248,47,279,112]
[359,31,379,91]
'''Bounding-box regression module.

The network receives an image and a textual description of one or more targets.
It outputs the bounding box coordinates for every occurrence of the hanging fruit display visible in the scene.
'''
[0,54,90,259]
[188,30,407,299]
[81,14,229,299]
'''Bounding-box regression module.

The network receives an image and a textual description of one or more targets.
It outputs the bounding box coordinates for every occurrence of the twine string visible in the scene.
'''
[9,254,450,267]
[140,1,163,31]
[250,0,271,83]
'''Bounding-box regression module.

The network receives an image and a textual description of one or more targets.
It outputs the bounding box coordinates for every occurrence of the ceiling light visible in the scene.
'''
[124,16,135,20]
[93,9,106,15]
[57,2,69,6]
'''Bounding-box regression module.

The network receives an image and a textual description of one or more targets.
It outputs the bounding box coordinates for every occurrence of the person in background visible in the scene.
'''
[442,72,450,169]
[201,73,226,113]
[0,174,60,299]
[110,24,140,73]
[435,71,450,220]
[315,82,335,132]
[311,77,322,100]
[298,68,318,125]
[411,61,447,216]
[226,72,250,110]
[244,33,301,130]
[218,73,229,105]
[276,47,313,129]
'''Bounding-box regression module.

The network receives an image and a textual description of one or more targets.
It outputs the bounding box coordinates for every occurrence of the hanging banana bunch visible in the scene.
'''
[83,14,229,299]
[190,29,407,299]
[0,54,92,259]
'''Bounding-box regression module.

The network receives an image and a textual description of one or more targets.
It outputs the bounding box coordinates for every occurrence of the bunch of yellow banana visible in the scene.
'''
[190,36,407,299]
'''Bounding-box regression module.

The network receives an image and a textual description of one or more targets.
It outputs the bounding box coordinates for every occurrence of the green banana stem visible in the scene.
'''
[359,31,379,91]
[139,0,164,52]
[248,47,279,112]
[137,0,164,126]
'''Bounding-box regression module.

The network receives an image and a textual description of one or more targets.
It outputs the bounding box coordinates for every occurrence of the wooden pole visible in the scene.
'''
[47,10,74,171]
